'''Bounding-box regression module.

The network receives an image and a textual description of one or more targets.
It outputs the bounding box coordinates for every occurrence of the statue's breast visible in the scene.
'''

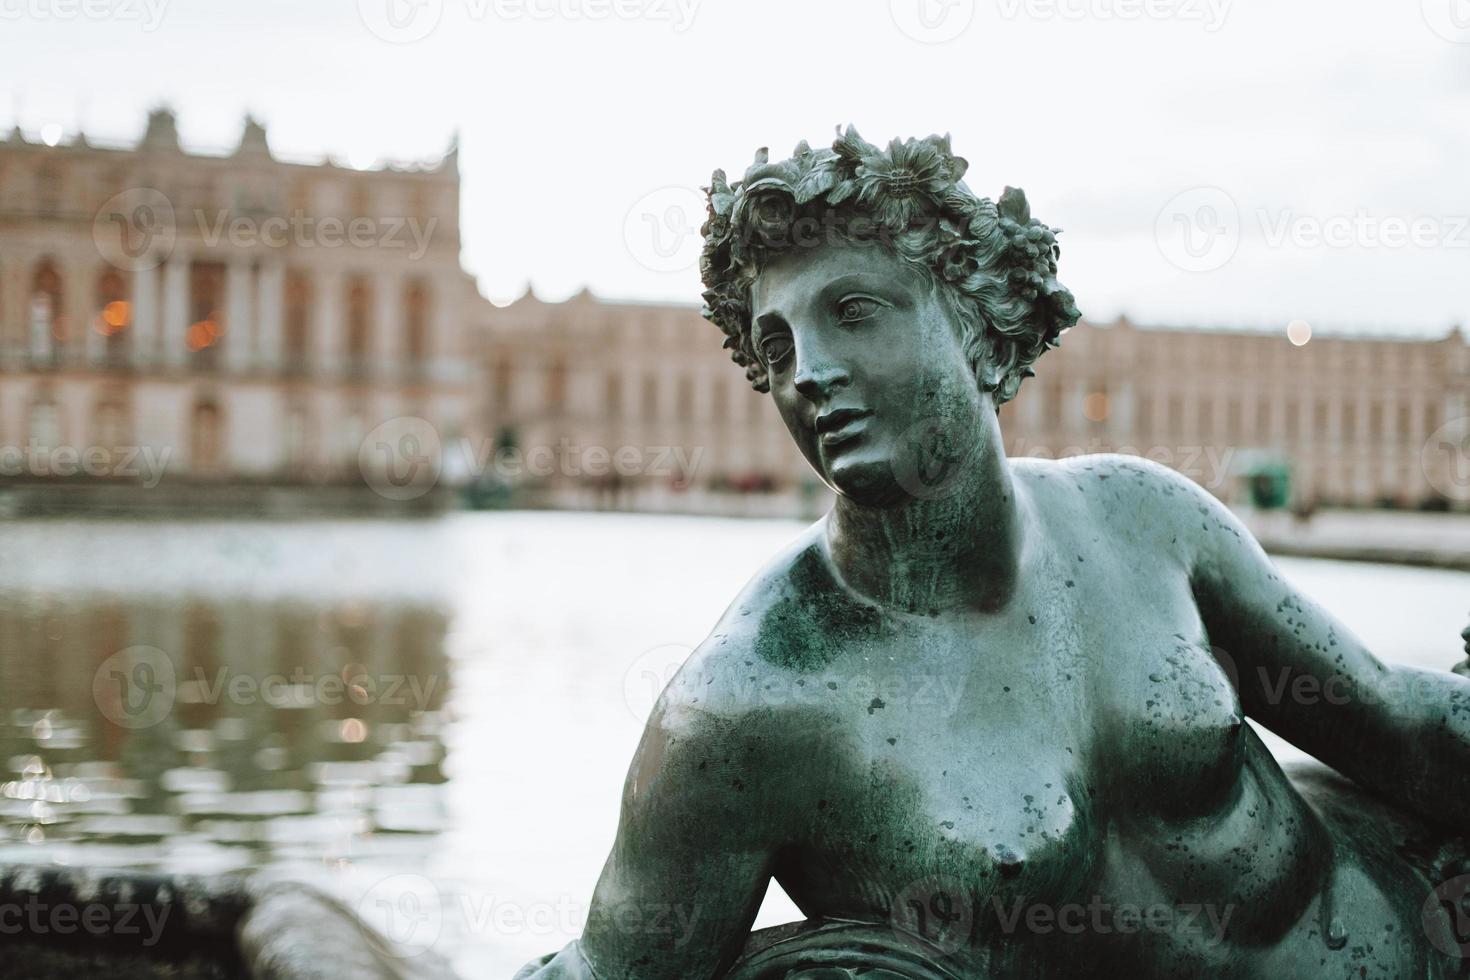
[1103,631,1246,818]
[776,645,1105,952]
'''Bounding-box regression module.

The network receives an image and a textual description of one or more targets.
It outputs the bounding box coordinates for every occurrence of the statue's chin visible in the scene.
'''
[825,453,905,507]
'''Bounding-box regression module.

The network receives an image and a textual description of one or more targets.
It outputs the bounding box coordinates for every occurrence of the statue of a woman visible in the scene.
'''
[517,128,1470,979]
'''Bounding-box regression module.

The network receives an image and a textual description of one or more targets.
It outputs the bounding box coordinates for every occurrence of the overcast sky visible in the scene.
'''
[5,0,1469,335]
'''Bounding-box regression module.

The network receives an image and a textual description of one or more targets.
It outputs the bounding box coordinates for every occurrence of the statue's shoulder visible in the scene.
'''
[1013,452,1213,556]
[664,519,870,717]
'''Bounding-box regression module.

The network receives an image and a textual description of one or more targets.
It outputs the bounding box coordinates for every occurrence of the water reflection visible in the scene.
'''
[0,592,451,874]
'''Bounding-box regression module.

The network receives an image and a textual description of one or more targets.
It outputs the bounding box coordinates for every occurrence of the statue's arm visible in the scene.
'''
[516,657,783,979]
[1172,472,1470,827]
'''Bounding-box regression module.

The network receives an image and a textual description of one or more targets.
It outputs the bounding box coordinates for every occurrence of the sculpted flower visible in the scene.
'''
[846,132,967,231]
[731,182,797,251]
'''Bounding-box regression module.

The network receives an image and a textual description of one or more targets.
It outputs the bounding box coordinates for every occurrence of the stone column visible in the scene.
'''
[64,255,93,368]
[431,270,458,384]
[311,267,342,379]
[256,258,284,374]
[373,268,398,382]
[161,250,190,370]
[132,263,159,369]
[225,258,254,374]
[0,256,22,367]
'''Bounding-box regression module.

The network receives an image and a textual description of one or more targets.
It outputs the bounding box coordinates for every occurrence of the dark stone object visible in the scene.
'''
[0,865,458,980]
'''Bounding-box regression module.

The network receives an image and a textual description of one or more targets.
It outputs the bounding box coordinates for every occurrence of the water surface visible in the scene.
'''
[0,514,1464,976]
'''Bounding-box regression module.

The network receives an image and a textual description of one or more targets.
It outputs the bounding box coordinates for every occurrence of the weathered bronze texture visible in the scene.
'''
[518,129,1470,979]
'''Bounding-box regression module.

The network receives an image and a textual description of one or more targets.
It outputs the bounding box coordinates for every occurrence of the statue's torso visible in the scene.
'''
[715,478,1451,978]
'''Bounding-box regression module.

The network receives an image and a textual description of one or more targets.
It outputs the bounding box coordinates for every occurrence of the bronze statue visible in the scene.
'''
[517,128,1470,978]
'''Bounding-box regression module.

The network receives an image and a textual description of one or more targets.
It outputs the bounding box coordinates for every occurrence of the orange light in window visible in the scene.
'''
[96,301,131,335]
[1083,392,1109,422]
[187,320,215,351]
[186,313,226,351]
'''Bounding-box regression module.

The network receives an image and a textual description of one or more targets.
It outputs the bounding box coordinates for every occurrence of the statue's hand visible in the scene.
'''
[1455,623,1470,678]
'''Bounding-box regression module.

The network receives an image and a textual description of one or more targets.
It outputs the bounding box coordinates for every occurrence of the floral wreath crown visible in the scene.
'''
[698,126,1080,401]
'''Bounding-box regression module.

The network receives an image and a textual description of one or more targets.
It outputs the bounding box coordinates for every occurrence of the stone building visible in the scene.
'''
[481,293,1470,513]
[0,108,480,512]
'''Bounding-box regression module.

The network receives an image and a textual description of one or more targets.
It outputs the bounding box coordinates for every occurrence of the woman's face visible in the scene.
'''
[750,239,993,506]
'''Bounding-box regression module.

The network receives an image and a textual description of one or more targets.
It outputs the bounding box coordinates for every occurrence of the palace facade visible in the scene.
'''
[0,108,480,512]
[481,291,1470,513]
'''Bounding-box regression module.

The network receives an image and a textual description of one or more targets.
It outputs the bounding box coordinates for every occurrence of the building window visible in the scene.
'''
[643,376,658,420]
[546,359,567,408]
[493,355,513,414]
[93,396,130,468]
[28,395,61,451]
[284,270,312,374]
[187,261,226,366]
[404,279,430,372]
[29,258,64,365]
[191,399,224,475]
[95,268,131,367]
[342,408,365,468]
[606,374,622,419]
[36,165,63,218]
[284,402,310,476]
[346,275,372,378]
[677,377,695,421]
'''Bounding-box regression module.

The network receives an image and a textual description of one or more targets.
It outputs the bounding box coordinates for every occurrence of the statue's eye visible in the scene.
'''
[836,296,883,323]
[760,334,792,366]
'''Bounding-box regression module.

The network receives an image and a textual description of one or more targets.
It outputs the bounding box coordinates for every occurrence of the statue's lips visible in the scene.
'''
[817,408,871,447]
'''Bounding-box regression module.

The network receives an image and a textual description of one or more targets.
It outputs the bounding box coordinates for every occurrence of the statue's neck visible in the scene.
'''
[823,434,1025,616]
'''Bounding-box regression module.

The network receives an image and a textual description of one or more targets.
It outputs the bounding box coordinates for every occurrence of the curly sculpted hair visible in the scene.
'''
[699,127,1081,404]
